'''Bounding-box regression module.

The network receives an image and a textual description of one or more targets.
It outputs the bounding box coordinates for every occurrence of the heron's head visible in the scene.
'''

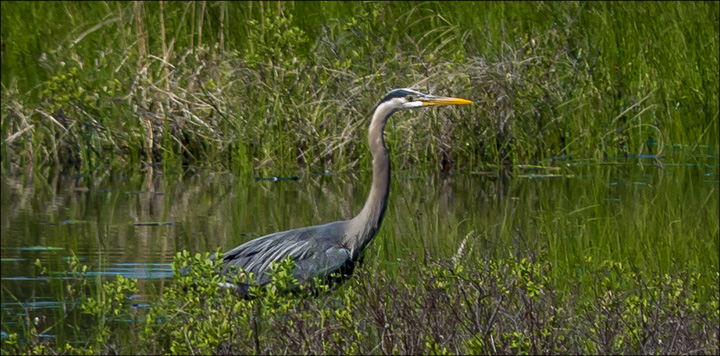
[378,88,473,113]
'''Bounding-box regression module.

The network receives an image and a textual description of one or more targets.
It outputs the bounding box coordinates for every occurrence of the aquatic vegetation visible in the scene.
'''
[2,248,718,354]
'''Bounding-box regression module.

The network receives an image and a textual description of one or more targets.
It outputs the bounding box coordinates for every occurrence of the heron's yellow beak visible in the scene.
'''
[421,96,473,106]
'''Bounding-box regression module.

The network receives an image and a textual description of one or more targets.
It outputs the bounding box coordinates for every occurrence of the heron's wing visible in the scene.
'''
[293,245,354,285]
[222,221,347,285]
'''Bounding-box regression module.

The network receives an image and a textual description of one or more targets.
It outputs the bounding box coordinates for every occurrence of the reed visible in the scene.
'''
[0,1,716,174]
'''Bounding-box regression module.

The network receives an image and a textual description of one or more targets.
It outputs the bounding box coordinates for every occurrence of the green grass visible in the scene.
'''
[1,1,718,173]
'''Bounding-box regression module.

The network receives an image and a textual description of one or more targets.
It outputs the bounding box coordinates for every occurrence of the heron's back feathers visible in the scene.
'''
[222,220,355,287]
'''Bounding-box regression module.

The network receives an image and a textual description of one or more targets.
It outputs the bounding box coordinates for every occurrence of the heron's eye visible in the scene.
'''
[406,95,414,102]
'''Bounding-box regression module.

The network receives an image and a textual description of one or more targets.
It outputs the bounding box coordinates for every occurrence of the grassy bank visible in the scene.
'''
[2,1,718,174]
[3,249,718,354]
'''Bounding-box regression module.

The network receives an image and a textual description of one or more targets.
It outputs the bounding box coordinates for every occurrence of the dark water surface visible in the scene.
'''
[2,147,719,334]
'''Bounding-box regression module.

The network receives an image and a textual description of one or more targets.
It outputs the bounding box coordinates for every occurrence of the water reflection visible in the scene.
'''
[1,145,718,307]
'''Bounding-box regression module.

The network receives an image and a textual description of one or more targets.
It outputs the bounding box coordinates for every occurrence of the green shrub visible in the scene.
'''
[2,247,718,354]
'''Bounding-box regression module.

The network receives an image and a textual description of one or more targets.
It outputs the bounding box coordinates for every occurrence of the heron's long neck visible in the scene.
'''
[345,103,393,258]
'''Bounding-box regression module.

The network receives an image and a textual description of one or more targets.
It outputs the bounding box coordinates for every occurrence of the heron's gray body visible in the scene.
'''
[215,89,470,294]
[223,221,354,286]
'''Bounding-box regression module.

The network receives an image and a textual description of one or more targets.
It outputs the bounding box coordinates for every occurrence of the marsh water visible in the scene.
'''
[1,146,719,338]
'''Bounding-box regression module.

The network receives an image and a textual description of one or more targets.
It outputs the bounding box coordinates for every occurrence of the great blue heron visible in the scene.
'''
[218,88,472,294]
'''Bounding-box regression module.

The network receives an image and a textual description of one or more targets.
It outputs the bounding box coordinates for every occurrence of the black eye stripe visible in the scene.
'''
[380,89,421,103]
